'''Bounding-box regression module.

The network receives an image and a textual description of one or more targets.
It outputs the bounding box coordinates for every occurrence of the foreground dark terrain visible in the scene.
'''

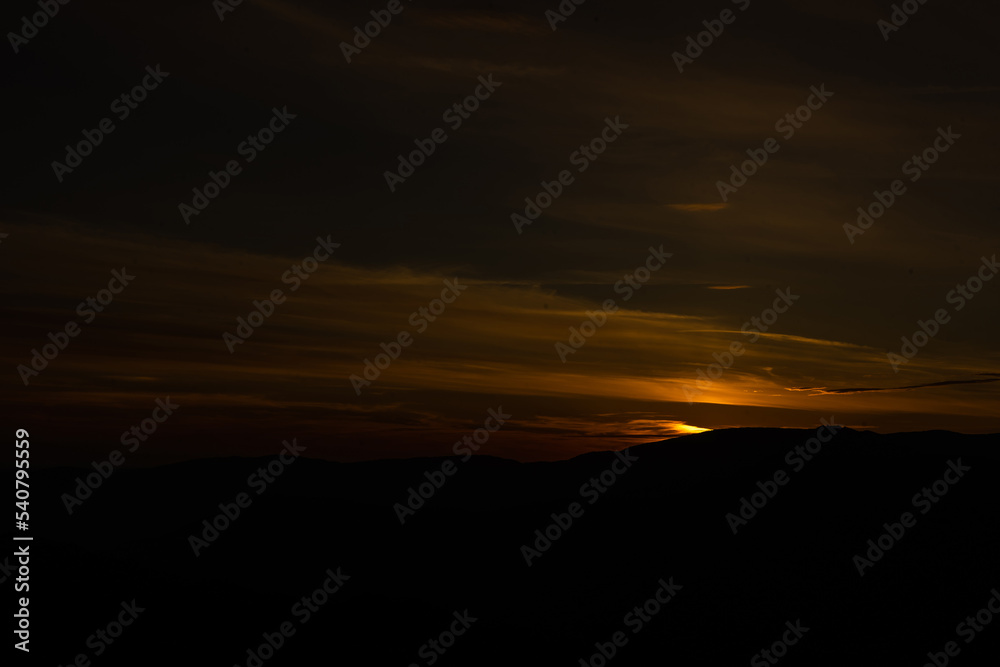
[22,428,1000,665]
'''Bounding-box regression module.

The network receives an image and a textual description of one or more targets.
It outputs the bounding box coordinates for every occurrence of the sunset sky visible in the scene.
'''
[4,0,998,464]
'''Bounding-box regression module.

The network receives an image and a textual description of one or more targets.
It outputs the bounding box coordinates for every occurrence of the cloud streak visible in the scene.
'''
[789,375,1000,396]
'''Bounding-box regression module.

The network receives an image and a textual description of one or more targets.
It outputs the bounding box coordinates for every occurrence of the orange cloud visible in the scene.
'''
[667,203,730,212]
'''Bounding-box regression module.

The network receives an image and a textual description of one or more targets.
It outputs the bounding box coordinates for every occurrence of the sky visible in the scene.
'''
[3,0,999,464]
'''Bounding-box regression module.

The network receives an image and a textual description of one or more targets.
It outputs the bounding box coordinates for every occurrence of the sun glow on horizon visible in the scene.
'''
[672,423,712,435]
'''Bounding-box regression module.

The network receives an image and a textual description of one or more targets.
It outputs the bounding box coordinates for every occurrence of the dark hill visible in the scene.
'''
[21,428,1000,666]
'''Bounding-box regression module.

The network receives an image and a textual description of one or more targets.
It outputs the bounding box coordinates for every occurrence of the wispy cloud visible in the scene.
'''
[789,374,1000,396]
[416,12,548,35]
[666,203,730,212]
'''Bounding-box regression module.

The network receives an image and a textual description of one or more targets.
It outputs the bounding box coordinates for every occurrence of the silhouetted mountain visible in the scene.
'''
[23,428,1000,666]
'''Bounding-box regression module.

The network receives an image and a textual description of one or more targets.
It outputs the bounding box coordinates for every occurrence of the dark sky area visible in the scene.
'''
[3,0,998,464]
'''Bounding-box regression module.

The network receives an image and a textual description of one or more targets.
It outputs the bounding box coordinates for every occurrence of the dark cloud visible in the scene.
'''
[790,374,1000,395]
